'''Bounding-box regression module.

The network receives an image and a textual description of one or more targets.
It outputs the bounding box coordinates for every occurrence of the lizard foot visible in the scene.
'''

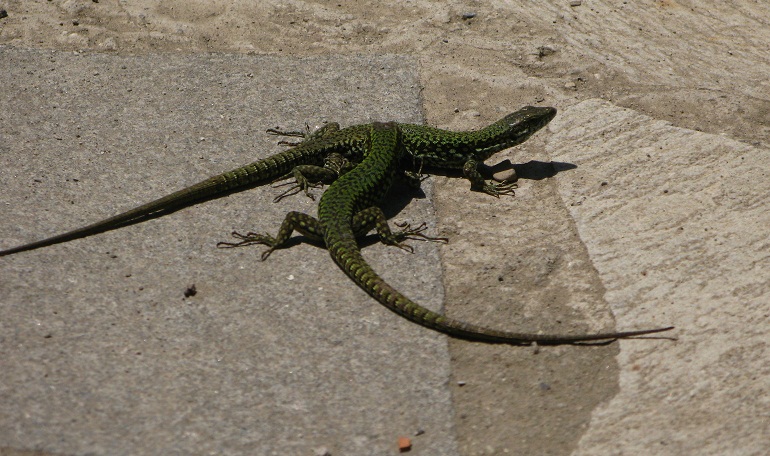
[393,222,449,251]
[266,122,341,146]
[216,231,279,260]
[271,159,348,202]
[480,180,517,197]
[266,125,311,146]
[271,176,322,202]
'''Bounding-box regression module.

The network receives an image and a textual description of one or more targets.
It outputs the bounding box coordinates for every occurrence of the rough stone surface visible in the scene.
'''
[0,49,456,456]
[1,1,768,455]
[550,100,769,456]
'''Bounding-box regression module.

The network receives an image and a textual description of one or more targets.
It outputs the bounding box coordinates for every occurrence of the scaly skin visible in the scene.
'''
[401,106,558,195]
[221,120,674,344]
[1,107,554,256]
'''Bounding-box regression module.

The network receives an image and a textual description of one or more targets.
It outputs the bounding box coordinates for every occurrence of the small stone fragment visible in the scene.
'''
[398,436,412,452]
[488,159,518,183]
[492,168,517,183]
[538,45,557,57]
[184,284,197,298]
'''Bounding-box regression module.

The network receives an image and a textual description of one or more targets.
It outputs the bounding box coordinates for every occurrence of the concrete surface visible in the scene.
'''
[1,1,769,455]
[0,49,457,455]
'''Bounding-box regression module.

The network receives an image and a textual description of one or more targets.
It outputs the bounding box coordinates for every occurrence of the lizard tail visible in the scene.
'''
[327,236,673,345]
[0,149,314,256]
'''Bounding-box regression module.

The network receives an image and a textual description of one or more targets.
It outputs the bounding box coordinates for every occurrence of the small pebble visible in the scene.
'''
[570,0,583,6]
[538,45,557,57]
[183,284,197,298]
[0,10,8,19]
[488,159,517,183]
[492,168,517,183]
[461,12,477,20]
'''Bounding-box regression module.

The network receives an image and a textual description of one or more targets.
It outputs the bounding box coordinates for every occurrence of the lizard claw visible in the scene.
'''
[260,248,276,261]
[396,243,416,254]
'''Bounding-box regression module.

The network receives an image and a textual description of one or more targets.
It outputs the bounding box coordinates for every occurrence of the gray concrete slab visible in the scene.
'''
[549,100,769,456]
[0,48,459,456]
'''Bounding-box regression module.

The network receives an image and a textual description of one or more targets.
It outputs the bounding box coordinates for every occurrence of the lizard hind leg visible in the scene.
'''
[216,211,324,260]
[352,207,448,253]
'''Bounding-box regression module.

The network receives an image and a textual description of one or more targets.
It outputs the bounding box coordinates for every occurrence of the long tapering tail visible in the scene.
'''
[328,236,673,345]
[1,150,312,256]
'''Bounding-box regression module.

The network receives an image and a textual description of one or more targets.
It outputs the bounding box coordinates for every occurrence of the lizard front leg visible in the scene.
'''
[462,158,517,197]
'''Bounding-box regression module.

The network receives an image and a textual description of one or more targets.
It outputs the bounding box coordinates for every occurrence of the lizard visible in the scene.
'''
[1,107,554,257]
[218,119,674,344]
[2,106,674,342]
[0,121,363,256]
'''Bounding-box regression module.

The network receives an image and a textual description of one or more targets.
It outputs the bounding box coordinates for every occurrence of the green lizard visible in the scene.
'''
[1,108,551,256]
[219,119,674,344]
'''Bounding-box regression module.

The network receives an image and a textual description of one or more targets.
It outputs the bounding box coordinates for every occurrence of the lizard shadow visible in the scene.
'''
[413,159,576,181]
[478,159,577,181]
[512,160,577,180]
[280,179,427,251]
